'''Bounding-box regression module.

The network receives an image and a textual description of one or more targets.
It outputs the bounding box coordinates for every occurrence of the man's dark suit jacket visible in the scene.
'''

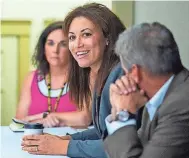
[104,68,189,158]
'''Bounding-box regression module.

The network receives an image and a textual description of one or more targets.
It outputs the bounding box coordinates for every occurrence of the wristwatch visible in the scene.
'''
[116,110,135,122]
[42,112,49,118]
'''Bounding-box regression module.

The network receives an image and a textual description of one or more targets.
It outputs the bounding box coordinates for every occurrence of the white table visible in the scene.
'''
[0,126,87,158]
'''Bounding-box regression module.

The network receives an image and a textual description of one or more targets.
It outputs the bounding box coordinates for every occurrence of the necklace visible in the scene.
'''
[46,73,66,112]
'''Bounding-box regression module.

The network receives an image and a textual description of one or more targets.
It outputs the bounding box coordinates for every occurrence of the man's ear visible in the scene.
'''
[130,64,140,84]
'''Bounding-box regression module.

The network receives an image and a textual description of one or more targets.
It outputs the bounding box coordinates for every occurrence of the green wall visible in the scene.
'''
[112,1,134,28]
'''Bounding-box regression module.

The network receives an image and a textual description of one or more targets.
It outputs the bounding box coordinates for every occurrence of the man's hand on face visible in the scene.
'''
[110,75,148,121]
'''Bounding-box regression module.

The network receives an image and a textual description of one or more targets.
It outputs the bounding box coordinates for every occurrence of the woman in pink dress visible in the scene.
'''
[15,21,92,127]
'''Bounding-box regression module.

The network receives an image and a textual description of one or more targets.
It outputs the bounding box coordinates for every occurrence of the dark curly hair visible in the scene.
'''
[63,3,126,109]
[32,21,64,75]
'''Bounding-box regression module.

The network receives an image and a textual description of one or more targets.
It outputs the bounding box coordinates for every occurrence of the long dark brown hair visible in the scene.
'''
[63,3,126,110]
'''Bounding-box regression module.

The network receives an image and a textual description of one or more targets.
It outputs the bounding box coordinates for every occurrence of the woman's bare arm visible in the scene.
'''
[44,105,92,128]
[15,71,39,120]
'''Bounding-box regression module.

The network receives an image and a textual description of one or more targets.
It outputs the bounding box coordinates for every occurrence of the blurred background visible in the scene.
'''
[1,0,189,126]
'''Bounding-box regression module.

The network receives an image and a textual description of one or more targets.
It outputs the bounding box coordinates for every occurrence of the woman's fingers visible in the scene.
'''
[43,115,60,128]
[23,134,40,141]
[21,139,40,146]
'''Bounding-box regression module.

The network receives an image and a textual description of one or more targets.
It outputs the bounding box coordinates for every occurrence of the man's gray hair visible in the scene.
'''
[115,22,183,75]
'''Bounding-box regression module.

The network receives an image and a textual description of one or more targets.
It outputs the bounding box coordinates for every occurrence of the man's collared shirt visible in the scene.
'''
[106,75,174,135]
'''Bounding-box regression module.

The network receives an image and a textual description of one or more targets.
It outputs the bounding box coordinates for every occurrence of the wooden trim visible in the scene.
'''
[1,20,31,36]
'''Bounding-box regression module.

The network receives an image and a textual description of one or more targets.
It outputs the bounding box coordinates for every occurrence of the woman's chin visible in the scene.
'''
[49,63,64,67]
[78,62,90,68]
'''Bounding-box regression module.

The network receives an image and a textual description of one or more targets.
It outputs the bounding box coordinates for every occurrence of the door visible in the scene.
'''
[1,37,18,125]
[1,20,31,125]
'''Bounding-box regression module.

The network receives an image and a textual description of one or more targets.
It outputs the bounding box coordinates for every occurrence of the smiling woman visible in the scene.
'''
[68,16,106,70]
[14,21,92,128]
[22,3,126,158]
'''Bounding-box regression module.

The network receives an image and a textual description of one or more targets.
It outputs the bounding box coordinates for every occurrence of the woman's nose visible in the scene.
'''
[52,43,60,54]
[75,37,84,48]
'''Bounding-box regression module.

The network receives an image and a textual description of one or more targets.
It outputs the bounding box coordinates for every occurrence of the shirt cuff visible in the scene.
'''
[105,114,136,135]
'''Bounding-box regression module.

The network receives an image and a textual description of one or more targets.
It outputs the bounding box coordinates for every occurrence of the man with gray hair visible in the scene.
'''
[104,22,189,158]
